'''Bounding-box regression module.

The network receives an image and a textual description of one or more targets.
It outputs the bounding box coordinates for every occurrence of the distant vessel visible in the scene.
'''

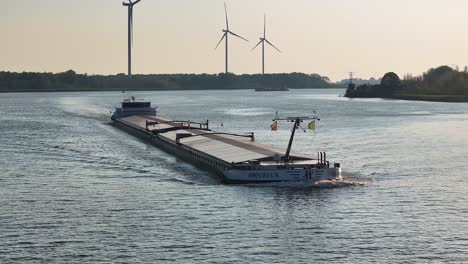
[111,98,341,184]
[113,96,157,118]
[255,87,290,92]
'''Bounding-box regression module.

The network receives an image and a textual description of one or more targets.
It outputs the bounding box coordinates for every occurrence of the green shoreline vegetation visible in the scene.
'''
[0,71,341,93]
[345,66,468,102]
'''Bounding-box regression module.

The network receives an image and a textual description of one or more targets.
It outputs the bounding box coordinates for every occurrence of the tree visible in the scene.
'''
[381,72,401,88]
[379,72,400,96]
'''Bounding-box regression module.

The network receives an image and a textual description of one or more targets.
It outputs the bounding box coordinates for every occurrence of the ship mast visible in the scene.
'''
[273,116,320,162]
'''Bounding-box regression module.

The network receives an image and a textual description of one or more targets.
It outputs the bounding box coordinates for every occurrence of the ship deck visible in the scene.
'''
[118,115,314,165]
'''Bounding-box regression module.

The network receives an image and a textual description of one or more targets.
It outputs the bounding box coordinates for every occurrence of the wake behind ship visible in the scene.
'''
[111,97,342,184]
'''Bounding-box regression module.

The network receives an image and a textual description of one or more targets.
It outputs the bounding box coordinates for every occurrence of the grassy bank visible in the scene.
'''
[392,94,468,102]
[347,94,468,103]
[345,66,468,103]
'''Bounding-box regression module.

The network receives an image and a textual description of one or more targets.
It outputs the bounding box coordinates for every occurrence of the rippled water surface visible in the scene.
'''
[1,89,468,263]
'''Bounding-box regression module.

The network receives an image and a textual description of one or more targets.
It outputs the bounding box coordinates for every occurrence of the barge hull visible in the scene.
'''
[112,117,229,181]
[111,111,341,184]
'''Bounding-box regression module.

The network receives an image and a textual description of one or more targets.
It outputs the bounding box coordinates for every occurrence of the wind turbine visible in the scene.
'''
[122,0,141,78]
[215,3,249,74]
[252,15,281,75]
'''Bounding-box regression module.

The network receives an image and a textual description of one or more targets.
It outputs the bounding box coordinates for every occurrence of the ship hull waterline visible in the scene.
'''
[111,116,341,184]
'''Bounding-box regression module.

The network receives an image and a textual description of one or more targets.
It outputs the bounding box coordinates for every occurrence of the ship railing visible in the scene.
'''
[146,120,209,131]
[175,132,255,144]
[317,152,330,168]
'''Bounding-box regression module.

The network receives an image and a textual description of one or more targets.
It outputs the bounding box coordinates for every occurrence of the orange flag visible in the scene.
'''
[270,121,278,131]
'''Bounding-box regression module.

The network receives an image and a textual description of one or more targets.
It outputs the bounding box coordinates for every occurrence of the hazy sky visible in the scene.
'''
[2,0,468,81]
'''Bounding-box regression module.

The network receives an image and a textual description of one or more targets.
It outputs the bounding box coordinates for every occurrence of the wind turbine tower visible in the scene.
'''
[215,3,249,74]
[123,0,141,78]
[252,15,281,74]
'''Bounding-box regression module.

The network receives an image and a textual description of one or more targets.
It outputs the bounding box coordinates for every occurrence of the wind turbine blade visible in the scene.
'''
[251,40,263,51]
[224,2,229,30]
[228,31,249,42]
[215,33,226,49]
[133,0,141,5]
[264,14,266,38]
[265,39,281,53]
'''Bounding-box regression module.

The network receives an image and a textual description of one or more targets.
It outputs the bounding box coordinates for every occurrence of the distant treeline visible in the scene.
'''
[336,77,381,87]
[0,70,341,92]
[345,66,468,102]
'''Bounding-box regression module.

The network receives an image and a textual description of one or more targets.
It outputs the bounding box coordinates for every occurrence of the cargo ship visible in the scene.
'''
[111,97,342,184]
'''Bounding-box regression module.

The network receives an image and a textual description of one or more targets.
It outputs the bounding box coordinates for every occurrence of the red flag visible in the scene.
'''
[270,121,278,131]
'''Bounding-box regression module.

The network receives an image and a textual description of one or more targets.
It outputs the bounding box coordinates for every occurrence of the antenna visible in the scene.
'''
[348,72,356,90]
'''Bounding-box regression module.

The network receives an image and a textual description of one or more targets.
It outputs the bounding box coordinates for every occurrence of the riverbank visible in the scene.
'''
[392,94,468,102]
[0,86,252,93]
[0,86,343,93]
[0,70,343,93]
[347,94,468,103]
[345,66,468,103]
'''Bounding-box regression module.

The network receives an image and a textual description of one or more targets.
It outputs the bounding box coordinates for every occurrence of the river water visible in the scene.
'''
[1,89,467,263]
